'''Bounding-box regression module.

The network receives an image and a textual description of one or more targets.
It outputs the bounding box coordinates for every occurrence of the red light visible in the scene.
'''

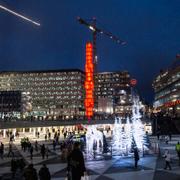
[130,79,137,86]
[84,42,94,121]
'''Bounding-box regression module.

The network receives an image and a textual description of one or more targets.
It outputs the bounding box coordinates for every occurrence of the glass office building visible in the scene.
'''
[0,69,85,119]
[0,69,137,119]
[95,71,132,116]
[153,59,180,116]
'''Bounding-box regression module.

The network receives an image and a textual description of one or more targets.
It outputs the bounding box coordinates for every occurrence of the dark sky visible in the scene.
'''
[0,0,180,103]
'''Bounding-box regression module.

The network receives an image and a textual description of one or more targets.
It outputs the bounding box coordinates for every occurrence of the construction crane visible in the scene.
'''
[77,16,126,72]
[77,17,126,120]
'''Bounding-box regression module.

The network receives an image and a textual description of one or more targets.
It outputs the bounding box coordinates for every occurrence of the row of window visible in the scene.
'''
[32,91,82,96]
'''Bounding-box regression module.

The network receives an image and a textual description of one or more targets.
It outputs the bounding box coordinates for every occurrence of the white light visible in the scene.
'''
[89,26,95,31]
[0,4,40,26]
[120,99,125,103]
[112,95,148,155]
[85,125,103,158]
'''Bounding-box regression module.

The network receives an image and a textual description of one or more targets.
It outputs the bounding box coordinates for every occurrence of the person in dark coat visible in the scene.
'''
[30,145,33,160]
[0,142,4,159]
[23,164,38,180]
[35,141,38,152]
[67,141,86,180]
[41,144,45,159]
[134,147,140,168]
[11,158,17,178]
[39,164,51,180]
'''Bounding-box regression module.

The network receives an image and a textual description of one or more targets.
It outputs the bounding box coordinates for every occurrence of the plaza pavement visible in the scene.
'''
[0,134,180,180]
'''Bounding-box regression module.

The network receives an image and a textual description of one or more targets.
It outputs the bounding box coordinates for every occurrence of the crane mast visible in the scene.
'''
[77,17,126,120]
[77,16,126,72]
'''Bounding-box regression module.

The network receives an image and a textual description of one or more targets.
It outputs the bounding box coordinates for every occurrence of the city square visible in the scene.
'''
[0,124,180,180]
[0,0,180,180]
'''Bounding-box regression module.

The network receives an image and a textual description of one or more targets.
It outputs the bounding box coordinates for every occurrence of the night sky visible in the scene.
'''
[0,0,180,103]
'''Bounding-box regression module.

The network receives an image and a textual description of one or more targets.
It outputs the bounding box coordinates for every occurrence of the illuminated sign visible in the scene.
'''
[84,42,94,120]
[164,100,180,107]
[130,79,137,86]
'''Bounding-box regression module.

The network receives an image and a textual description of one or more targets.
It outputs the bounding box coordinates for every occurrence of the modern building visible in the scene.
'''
[95,71,132,116]
[0,69,137,119]
[153,58,180,116]
[0,69,85,119]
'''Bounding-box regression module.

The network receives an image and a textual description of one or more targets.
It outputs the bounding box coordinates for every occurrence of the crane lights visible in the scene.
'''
[84,42,94,120]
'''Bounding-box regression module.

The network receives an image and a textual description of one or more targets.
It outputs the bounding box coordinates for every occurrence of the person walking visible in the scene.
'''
[11,158,17,178]
[163,150,172,170]
[48,132,51,140]
[41,144,45,159]
[53,140,56,151]
[30,145,34,160]
[45,134,47,141]
[45,146,49,159]
[0,142,4,159]
[23,164,38,180]
[8,143,14,157]
[35,141,38,152]
[134,147,140,168]
[175,141,180,166]
[67,141,86,180]
[39,164,51,180]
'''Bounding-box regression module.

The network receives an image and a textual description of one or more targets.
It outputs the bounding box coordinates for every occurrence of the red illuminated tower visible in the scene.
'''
[77,17,126,120]
[84,42,94,120]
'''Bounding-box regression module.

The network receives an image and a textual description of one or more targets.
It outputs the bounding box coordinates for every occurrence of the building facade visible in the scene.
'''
[153,59,180,116]
[0,69,136,119]
[95,71,132,116]
[0,69,85,119]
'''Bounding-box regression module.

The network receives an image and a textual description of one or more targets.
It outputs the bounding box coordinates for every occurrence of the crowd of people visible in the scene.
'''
[11,161,51,180]
[0,124,180,179]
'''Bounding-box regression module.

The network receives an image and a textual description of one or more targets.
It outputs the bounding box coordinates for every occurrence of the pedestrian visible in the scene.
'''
[23,164,38,180]
[45,134,47,141]
[11,158,17,178]
[14,167,23,180]
[165,135,169,144]
[45,146,49,159]
[134,147,140,168]
[48,132,51,140]
[163,149,172,170]
[64,131,67,139]
[8,143,14,157]
[30,145,34,160]
[67,141,86,180]
[35,140,38,152]
[0,142,4,159]
[39,164,51,180]
[37,132,40,138]
[53,140,56,151]
[41,144,45,159]
[175,141,180,166]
